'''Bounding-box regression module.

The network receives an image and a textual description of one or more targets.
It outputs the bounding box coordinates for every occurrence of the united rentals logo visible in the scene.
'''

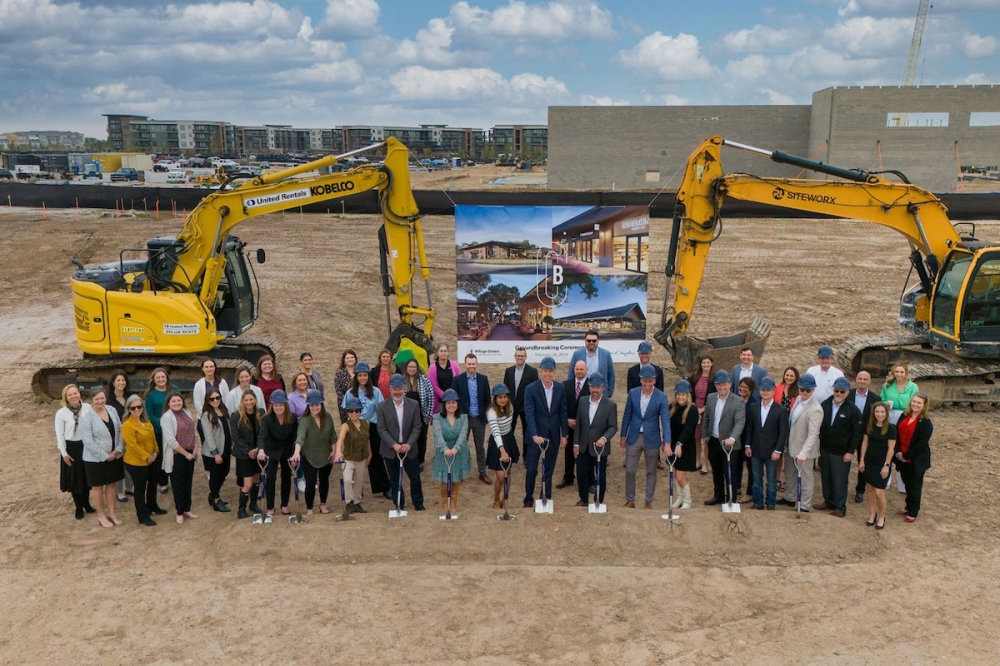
[244,188,311,210]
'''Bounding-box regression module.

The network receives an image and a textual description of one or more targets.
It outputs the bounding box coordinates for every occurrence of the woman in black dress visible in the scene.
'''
[667,379,698,510]
[106,370,133,502]
[231,390,264,520]
[55,384,94,519]
[859,402,896,530]
[79,387,125,528]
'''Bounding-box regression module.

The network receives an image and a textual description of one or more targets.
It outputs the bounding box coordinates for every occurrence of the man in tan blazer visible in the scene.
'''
[779,373,824,511]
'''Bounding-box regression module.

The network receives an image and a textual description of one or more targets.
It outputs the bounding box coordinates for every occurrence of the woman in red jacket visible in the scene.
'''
[894,393,932,523]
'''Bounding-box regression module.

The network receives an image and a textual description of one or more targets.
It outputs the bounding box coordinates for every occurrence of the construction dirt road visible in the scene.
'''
[1,206,999,664]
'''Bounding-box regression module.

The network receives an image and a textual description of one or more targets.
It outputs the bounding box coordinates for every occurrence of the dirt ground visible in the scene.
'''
[2,204,999,665]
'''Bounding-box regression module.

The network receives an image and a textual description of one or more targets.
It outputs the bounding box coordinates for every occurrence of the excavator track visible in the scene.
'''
[31,335,280,401]
[837,333,1000,408]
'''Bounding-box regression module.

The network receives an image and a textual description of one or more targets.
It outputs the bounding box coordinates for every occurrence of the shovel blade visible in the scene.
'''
[534,499,553,514]
[661,512,680,521]
[388,509,408,519]
[252,513,263,525]
[588,503,607,514]
[721,502,742,514]
[439,514,458,520]
[288,515,298,524]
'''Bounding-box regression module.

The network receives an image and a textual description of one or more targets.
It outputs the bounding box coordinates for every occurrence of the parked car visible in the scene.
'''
[109,167,139,182]
[0,168,14,181]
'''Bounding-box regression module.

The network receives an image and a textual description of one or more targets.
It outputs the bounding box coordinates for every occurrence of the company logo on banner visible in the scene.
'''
[455,205,649,364]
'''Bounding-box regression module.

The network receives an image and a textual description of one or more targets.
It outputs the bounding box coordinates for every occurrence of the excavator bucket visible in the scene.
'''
[666,317,771,377]
[386,323,434,373]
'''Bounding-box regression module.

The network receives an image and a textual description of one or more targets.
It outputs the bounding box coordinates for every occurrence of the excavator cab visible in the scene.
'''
[930,245,1000,356]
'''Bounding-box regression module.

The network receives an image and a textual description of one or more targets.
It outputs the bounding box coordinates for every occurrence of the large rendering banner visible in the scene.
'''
[455,205,650,364]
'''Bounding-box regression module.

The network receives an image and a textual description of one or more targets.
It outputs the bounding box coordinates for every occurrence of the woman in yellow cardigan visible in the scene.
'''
[121,394,166,526]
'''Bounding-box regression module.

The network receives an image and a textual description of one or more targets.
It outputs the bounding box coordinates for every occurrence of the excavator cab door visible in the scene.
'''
[215,243,255,337]
[958,253,1000,345]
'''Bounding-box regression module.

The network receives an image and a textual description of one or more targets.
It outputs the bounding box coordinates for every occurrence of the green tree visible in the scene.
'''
[602,274,648,292]
[457,274,491,297]
[478,284,521,321]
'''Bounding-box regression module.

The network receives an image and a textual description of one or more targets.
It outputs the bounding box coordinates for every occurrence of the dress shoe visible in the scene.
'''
[752,505,765,510]
[704,497,721,506]
[413,504,426,511]
[151,506,168,515]
[866,514,878,527]
[575,500,589,507]
[237,508,249,520]
[644,502,652,509]
[798,508,810,513]
[75,506,85,520]
[479,473,491,485]
[213,500,231,513]
[855,493,864,503]
[556,479,574,489]
[777,498,796,507]
[117,495,129,503]
[830,510,845,518]
[352,503,367,514]
[158,485,170,495]
[84,504,97,514]
[523,500,533,508]
[382,491,393,501]
[765,506,775,511]
[623,501,636,508]
[141,517,157,527]
[814,502,829,511]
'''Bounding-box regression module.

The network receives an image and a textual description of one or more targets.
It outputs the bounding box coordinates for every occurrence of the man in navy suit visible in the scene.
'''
[567,330,616,397]
[619,365,670,509]
[453,353,492,484]
[503,347,538,445]
[849,370,879,503]
[744,376,789,510]
[626,340,664,392]
[523,356,568,507]
[730,347,768,400]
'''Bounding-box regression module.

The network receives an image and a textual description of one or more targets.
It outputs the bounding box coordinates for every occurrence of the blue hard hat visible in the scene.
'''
[539,356,556,370]
[639,365,656,379]
[758,377,776,390]
[355,361,371,374]
[818,345,834,358]
[389,373,406,388]
[306,389,324,405]
[833,377,851,391]
[588,372,605,387]
[712,370,731,384]
[637,341,653,353]
[798,374,818,390]
[492,383,509,396]
[442,388,459,402]
[674,379,692,393]
[269,389,288,404]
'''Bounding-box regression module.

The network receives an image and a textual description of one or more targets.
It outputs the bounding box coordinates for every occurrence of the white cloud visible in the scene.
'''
[389,17,459,66]
[386,66,568,104]
[449,0,616,42]
[579,95,631,106]
[759,88,797,104]
[318,0,380,39]
[839,0,1000,17]
[663,94,688,106]
[615,32,716,81]
[823,16,914,57]
[719,25,801,54]
[963,34,998,58]
[958,72,994,84]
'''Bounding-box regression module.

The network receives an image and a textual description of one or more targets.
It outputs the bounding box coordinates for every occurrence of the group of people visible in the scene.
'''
[55,333,933,530]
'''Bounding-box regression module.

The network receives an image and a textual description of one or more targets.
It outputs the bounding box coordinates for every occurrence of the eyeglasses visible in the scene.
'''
[585,339,598,344]
[208,396,221,401]
[347,409,361,414]
[833,389,848,394]
[800,388,814,393]
[129,405,143,411]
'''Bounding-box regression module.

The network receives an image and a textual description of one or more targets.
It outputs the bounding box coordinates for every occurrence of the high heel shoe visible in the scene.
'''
[866,514,877,527]
[876,519,885,530]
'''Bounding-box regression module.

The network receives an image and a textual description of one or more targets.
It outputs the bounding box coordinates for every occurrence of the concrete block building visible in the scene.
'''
[549,85,1000,193]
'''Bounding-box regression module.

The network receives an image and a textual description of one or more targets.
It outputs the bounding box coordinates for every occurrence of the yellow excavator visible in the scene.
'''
[33,137,435,398]
[654,135,1000,406]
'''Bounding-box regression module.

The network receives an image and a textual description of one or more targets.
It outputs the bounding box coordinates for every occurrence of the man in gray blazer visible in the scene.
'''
[376,374,425,511]
[778,373,824,512]
[572,372,618,507]
[702,370,746,506]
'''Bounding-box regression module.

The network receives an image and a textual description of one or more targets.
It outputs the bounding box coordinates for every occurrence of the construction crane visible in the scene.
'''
[891,0,932,127]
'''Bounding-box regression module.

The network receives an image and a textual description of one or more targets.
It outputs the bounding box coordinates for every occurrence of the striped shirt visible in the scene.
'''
[486,407,513,447]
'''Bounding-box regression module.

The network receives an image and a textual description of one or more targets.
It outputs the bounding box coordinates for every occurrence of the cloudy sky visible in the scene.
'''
[1,0,997,138]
